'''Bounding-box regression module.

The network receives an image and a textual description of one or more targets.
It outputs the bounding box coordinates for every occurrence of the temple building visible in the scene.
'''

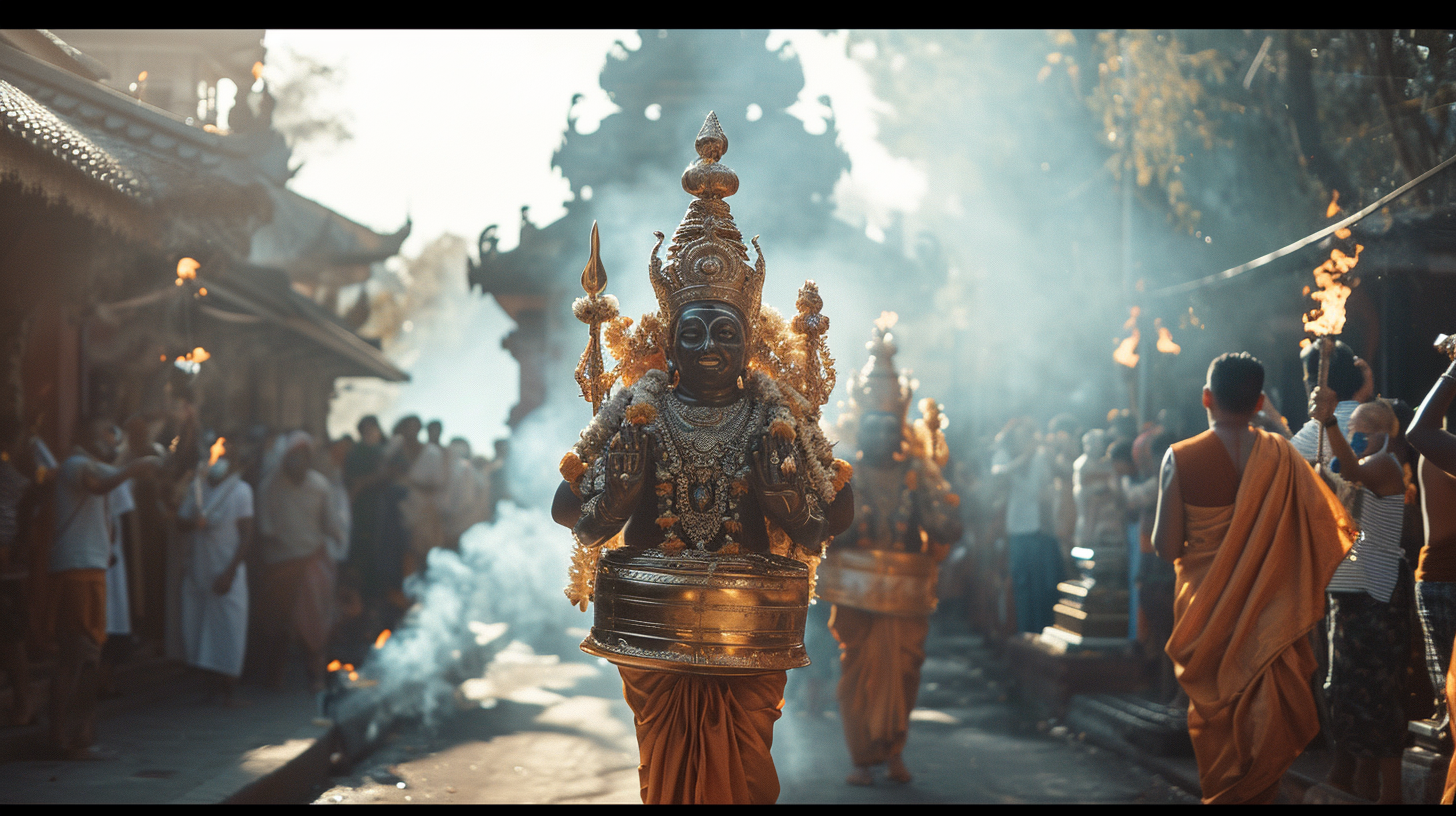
[468,30,939,456]
[0,28,407,646]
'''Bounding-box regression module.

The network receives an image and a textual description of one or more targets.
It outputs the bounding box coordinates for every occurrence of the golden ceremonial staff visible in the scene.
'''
[573,221,617,416]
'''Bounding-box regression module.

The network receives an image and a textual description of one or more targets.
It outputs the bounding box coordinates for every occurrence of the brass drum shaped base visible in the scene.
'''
[584,548,811,676]
[815,548,939,616]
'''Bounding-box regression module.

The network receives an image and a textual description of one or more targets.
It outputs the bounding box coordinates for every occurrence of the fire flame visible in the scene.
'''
[175,347,210,365]
[252,61,264,81]
[327,660,342,672]
[208,437,226,467]
[175,257,199,285]
[1154,319,1181,354]
[1303,246,1361,337]
[138,70,148,83]
[374,629,392,649]
[1113,306,1140,368]
[1303,192,1361,338]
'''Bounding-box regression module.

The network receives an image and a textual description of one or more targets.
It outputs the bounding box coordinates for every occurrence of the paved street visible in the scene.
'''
[312,623,1196,805]
[0,659,330,804]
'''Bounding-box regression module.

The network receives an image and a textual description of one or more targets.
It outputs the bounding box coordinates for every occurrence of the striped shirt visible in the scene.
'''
[1326,481,1407,602]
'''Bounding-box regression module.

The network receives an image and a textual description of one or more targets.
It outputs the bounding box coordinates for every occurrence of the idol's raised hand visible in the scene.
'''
[750,431,811,531]
[602,422,650,522]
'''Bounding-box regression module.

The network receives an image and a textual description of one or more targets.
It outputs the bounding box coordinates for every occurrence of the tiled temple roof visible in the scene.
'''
[0,77,148,202]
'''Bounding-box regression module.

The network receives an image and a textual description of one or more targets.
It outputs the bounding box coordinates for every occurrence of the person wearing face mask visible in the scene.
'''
[177,435,254,706]
[1291,340,1376,463]
[1309,392,1409,803]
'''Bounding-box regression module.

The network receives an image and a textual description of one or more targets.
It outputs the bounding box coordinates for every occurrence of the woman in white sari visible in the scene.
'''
[178,450,254,704]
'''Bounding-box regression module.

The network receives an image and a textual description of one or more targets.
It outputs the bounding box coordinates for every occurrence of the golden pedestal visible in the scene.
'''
[581,548,811,675]
[815,548,939,617]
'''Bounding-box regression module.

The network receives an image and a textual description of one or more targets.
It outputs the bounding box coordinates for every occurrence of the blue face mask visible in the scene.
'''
[1349,432,1369,456]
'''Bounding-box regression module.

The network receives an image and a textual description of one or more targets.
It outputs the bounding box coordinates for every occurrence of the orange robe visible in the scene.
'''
[1166,430,1353,804]
[829,604,929,767]
[617,667,786,804]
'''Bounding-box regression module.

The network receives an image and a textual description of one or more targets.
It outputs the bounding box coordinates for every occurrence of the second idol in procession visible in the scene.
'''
[551,113,855,804]
[817,313,964,786]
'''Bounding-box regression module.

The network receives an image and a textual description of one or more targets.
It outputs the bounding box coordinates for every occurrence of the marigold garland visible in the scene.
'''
[561,282,847,609]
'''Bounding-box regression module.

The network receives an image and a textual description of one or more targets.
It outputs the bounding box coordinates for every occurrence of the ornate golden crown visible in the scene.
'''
[853,312,914,418]
[648,112,766,334]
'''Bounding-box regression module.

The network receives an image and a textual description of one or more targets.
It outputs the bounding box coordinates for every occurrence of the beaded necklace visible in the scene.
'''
[656,391,761,550]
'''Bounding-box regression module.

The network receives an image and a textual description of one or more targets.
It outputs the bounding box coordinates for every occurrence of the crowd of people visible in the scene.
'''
[0,398,504,759]
[945,339,1456,804]
[8,326,1456,801]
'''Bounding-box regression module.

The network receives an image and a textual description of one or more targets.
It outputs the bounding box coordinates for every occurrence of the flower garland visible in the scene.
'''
[560,279,848,610]
[559,365,851,609]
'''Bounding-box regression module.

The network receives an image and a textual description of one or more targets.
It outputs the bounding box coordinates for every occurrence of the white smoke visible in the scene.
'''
[344,502,584,727]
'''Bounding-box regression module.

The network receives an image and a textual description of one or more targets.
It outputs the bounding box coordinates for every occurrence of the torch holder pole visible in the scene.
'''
[1316,335,1333,465]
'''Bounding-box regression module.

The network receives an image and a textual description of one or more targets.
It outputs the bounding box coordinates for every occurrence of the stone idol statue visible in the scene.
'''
[815,312,964,787]
[550,112,855,804]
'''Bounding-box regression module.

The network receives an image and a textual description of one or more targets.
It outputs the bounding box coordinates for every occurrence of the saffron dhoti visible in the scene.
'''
[617,667,786,804]
[829,604,928,767]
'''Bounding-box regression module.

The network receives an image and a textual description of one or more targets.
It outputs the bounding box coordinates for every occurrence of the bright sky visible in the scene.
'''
[260,29,926,448]
[263,29,922,254]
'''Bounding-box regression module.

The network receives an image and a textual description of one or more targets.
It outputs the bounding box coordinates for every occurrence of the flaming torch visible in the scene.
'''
[175,257,199,286]
[1154,319,1181,355]
[1302,191,1361,464]
[1112,306,1142,417]
[573,222,618,416]
[1113,306,1141,369]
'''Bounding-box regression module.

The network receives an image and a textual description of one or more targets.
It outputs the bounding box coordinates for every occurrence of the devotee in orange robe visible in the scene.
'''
[1154,352,1353,804]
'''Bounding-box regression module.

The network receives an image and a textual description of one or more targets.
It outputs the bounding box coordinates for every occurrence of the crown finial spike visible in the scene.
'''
[682,112,738,200]
[695,112,728,163]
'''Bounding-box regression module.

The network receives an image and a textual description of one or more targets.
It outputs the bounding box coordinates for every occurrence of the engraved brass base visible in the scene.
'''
[815,547,938,617]
[584,548,810,676]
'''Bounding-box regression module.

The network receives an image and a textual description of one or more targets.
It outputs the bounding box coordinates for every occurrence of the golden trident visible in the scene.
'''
[573,221,618,416]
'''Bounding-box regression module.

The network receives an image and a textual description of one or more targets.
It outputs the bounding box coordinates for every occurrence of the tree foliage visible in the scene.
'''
[1044,29,1456,231]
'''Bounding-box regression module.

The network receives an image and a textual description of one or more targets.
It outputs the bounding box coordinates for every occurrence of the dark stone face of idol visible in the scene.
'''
[858,412,903,465]
[672,301,747,396]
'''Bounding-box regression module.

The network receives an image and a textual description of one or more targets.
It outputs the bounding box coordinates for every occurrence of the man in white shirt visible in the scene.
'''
[992,418,1060,634]
[257,432,339,691]
[179,445,254,704]
[1289,340,1374,463]
[48,416,157,758]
